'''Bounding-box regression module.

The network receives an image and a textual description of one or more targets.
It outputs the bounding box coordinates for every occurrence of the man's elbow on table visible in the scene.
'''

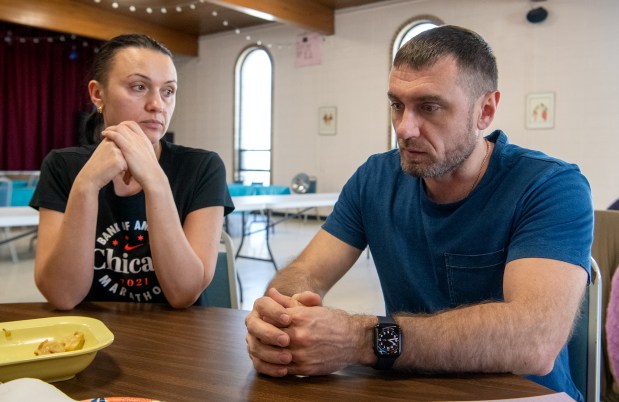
[513,337,568,377]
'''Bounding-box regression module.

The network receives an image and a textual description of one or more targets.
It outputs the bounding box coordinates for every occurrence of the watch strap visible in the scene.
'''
[373,316,401,370]
[373,354,398,370]
[378,316,396,325]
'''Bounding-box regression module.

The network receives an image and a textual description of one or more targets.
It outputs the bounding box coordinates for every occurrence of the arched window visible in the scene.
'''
[389,17,442,149]
[234,47,273,185]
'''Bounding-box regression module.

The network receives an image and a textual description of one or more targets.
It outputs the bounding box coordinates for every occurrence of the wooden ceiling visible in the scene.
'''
[0,0,390,56]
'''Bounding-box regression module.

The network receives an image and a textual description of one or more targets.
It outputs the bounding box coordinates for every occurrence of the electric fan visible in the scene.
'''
[291,173,312,194]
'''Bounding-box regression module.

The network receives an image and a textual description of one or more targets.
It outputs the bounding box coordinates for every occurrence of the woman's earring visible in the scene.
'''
[97,105,104,114]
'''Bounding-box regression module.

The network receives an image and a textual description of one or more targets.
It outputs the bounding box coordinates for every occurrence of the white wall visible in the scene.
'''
[170,0,619,209]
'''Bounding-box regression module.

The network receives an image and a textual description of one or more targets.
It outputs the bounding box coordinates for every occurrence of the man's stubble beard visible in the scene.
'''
[398,112,477,178]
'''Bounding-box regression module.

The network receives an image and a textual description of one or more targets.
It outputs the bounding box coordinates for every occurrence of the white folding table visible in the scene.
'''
[0,206,39,262]
[230,193,339,270]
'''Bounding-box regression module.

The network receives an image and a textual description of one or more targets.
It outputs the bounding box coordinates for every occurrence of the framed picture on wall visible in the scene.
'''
[318,106,337,135]
[526,92,555,129]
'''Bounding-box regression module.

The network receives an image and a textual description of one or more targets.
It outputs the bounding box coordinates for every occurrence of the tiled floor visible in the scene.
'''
[0,217,385,315]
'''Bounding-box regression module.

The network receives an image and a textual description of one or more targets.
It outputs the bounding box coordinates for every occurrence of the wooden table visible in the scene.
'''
[0,303,555,401]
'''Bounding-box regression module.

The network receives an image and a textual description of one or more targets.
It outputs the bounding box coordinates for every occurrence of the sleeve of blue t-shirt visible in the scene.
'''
[506,164,593,277]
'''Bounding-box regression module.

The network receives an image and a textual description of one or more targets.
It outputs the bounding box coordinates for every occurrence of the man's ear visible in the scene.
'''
[88,80,104,110]
[477,91,500,130]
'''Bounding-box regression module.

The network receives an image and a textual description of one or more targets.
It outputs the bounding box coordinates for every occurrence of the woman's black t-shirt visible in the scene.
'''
[30,140,234,303]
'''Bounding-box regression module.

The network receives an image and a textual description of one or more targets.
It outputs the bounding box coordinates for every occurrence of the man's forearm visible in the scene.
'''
[393,300,568,376]
[268,263,325,297]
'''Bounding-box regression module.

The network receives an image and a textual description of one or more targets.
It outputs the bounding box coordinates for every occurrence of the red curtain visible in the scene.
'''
[0,22,102,170]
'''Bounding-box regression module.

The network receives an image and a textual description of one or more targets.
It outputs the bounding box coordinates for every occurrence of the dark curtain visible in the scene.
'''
[0,22,102,170]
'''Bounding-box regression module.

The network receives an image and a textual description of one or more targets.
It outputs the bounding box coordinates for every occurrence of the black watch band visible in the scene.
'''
[373,316,401,370]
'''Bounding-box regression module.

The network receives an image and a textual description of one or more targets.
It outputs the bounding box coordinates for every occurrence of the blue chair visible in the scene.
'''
[0,177,11,206]
[11,187,35,206]
[194,232,240,309]
[0,178,19,263]
[568,257,602,402]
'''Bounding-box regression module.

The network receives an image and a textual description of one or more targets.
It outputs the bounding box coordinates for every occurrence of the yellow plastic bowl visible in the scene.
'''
[0,316,114,382]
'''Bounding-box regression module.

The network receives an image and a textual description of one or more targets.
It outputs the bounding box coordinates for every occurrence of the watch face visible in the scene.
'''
[375,325,401,357]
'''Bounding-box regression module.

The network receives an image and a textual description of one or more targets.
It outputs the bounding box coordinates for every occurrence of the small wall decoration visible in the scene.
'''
[296,32,322,67]
[526,92,555,129]
[318,106,337,135]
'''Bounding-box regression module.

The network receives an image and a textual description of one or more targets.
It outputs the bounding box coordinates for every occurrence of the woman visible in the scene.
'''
[30,34,234,310]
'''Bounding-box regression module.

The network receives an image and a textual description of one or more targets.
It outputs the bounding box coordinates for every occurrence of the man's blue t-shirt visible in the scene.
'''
[322,130,593,401]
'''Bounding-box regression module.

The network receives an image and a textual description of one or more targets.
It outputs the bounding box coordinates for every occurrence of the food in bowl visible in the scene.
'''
[34,331,86,356]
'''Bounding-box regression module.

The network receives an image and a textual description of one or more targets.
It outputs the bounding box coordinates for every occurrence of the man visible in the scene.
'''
[245,25,592,402]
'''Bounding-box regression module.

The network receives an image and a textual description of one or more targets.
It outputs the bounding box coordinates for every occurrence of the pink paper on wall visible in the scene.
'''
[295,32,321,67]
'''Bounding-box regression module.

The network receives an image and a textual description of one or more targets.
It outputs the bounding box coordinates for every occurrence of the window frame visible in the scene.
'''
[233,45,274,185]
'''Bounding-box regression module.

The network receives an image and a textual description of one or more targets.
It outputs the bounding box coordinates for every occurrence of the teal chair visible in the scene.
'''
[194,232,240,308]
[0,177,12,207]
[0,177,19,263]
[568,257,602,402]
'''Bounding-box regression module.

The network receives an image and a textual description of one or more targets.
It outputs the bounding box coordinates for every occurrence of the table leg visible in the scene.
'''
[234,211,278,272]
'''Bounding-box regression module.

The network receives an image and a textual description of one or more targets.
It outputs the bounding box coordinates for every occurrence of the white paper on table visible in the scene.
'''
[0,378,76,402]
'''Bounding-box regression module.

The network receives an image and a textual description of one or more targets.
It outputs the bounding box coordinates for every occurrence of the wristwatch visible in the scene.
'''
[373,316,402,370]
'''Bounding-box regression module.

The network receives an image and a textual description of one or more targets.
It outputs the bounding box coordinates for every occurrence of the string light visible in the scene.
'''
[1,29,101,60]
[93,0,209,14]
[78,0,306,51]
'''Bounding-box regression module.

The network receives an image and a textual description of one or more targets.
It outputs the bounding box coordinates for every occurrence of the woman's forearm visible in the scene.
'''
[34,178,101,309]
[143,175,221,308]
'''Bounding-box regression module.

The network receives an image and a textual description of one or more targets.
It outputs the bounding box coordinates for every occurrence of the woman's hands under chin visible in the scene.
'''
[76,138,128,192]
[101,121,164,190]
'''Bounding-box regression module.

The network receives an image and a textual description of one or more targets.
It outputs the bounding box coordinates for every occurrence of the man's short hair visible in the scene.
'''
[393,25,498,101]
